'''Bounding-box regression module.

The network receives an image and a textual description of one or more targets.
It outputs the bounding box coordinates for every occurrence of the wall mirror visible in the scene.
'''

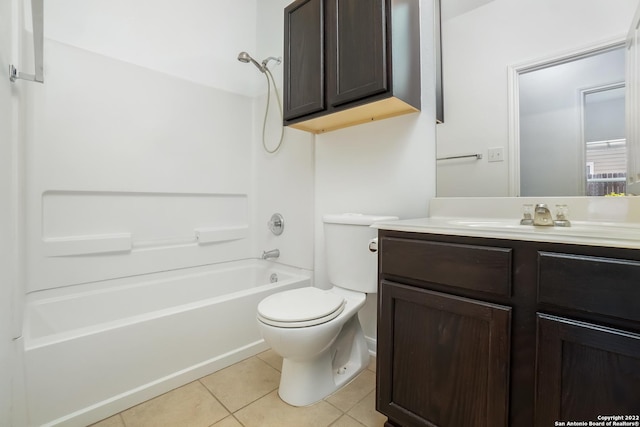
[436,0,640,197]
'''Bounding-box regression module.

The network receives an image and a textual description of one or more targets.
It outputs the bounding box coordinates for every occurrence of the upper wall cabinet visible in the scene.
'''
[283,0,421,134]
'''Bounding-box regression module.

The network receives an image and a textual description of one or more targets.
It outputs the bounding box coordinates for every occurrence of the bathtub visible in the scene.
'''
[23,259,312,427]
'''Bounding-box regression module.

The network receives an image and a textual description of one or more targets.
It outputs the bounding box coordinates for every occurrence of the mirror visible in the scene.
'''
[436,0,640,197]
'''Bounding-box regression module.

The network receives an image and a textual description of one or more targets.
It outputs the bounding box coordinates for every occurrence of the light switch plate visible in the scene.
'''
[488,147,504,162]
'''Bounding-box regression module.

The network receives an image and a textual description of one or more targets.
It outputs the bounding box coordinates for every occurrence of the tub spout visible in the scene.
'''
[262,249,280,260]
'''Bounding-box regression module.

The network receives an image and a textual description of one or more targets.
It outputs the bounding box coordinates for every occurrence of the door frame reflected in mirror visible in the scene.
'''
[507,37,626,196]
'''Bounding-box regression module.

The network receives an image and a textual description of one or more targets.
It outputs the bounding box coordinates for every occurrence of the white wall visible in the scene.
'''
[40,0,260,96]
[314,0,438,347]
[437,0,638,197]
[252,0,315,272]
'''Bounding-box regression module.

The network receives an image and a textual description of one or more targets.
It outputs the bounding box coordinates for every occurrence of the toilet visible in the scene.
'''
[256,213,397,406]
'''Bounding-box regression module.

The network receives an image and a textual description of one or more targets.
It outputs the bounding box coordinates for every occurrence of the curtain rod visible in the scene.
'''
[436,153,483,161]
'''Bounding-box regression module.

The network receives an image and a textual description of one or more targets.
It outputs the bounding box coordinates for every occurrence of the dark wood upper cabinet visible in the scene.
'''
[283,0,421,134]
[283,0,325,120]
[326,0,387,107]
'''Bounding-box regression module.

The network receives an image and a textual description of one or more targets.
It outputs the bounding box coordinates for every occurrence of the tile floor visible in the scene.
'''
[90,350,386,427]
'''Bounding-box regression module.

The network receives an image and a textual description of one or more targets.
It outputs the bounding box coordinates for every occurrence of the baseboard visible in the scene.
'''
[365,335,377,358]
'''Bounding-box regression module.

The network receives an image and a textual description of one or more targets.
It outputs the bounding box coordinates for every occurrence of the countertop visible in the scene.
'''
[372,197,640,250]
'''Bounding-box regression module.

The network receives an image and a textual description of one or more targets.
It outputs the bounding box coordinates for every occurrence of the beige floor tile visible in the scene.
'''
[120,381,229,427]
[325,369,376,412]
[331,414,367,427]
[347,390,387,427]
[212,415,244,427]
[89,414,125,427]
[256,348,283,372]
[235,390,343,427]
[200,356,280,412]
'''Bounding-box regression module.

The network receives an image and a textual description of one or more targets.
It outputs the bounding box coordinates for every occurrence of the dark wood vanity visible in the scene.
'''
[376,229,640,427]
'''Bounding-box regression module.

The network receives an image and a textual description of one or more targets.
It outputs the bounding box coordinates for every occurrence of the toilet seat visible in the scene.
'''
[257,287,346,328]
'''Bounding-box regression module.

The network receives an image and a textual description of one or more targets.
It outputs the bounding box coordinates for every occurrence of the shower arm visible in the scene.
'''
[261,56,282,69]
[10,0,44,83]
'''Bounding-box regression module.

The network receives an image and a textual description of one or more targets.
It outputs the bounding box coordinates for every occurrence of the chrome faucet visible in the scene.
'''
[533,203,553,226]
[262,249,280,260]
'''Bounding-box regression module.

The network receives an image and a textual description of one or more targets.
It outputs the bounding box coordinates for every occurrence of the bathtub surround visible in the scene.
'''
[18,10,313,425]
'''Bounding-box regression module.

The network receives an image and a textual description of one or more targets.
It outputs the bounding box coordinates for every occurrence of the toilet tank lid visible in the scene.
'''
[323,213,398,226]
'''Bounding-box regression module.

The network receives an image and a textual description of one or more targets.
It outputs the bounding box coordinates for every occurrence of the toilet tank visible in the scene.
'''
[323,213,398,293]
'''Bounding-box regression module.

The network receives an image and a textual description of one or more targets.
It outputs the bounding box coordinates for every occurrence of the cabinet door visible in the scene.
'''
[283,0,325,120]
[326,0,387,107]
[377,280,511,427]
[535,314,640,426]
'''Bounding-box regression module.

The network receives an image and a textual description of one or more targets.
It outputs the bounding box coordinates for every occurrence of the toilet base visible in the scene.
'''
[277,315,370,406]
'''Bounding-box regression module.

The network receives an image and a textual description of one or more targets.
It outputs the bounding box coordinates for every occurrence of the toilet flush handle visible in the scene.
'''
[368,238,378,253]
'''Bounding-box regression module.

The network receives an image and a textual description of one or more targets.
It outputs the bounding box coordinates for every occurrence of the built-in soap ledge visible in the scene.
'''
[44,233,133,257]
[44,225,249,256]
[195,225,248,244]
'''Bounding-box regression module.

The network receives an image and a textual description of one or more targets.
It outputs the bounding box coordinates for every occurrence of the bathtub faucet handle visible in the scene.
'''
[267,213,284,236]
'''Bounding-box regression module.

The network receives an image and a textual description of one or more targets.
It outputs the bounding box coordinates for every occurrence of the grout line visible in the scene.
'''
[329,414,368,427]
[198,378,236,416]
[231,414,247,427]
[206,414,246,427]
[109,354,378,427]
[322,397,348,415]
[198,356,280,416]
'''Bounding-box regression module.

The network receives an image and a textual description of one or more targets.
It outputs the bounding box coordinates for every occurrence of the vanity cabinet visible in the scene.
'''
[378,281,511,427]
[535,251,640,424]
[535,314,640,424]
[376,230,640,427]
[283,0,421,134]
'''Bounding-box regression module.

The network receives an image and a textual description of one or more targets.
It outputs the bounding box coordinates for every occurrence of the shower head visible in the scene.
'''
[237,51,265,73]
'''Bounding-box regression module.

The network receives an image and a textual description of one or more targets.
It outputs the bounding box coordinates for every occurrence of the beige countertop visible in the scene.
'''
[373,197,640,249]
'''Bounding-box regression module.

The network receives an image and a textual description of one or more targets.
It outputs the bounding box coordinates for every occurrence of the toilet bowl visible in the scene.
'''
[256,213,397,406]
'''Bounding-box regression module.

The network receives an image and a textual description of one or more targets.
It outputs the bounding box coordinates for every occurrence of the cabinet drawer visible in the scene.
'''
[538,251,640,323]
[380,237,512,296]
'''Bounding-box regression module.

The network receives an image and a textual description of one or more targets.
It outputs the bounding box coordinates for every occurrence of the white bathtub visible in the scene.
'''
[23,259,311,427]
